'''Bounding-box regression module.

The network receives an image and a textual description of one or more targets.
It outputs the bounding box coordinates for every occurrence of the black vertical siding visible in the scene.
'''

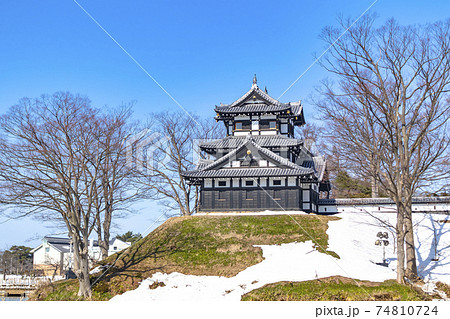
[199,186,310,212]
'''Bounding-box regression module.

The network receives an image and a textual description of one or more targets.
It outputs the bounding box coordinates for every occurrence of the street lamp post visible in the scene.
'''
[375,231,389,267]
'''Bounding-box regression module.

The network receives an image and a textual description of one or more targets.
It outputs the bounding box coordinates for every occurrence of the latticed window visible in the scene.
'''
[260,120,277,129]
[235,121,251,130]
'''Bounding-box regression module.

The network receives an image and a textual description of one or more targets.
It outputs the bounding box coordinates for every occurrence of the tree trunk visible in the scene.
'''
[77,255,91,298]
[98,239,108,261]
[72,236,92,298]
[97,222,111,260]
[101,203,112,259]
[404,206,418,279]
[396,207,406,284]
[194,186,199,214]
[370,175,379,198]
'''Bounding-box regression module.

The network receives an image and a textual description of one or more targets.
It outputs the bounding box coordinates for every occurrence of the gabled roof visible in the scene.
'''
[201,135,304,171]
[228,86,283,107]
[214,77,303,119]
[45,237,71,253]
[31,237,71,254]
[31,236,129,254]
[183,135,315,179]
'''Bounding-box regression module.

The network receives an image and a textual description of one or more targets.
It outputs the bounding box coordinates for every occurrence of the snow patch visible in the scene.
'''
[111,212,450,302]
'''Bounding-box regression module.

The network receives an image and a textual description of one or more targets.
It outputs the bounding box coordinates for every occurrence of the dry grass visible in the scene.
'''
[32,214,339,300]
[241,276,431,301]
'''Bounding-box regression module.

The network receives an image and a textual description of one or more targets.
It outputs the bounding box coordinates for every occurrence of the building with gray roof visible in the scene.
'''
[182,76,330,213]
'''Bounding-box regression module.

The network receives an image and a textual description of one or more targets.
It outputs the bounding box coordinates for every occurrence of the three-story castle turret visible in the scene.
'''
[182,76,327,213]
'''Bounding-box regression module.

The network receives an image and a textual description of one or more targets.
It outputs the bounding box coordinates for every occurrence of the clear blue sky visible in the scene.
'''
[1,0,449,249]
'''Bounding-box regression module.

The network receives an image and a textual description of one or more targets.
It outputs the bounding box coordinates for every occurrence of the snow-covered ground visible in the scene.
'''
[110,212,450,302]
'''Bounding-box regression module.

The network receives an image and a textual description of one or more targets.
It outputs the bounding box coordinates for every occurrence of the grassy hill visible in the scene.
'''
[31,214,431,301]
[32,214,338,300]
[241,276,429,301]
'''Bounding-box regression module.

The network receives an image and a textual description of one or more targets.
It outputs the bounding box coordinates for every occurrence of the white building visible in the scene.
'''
[31,236,130,276]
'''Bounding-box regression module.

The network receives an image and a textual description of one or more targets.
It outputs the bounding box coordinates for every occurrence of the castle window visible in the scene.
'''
[245,180,254,186]
[218,181,226,187]
[273,180,282,186]
[259,119,276,129]
[235,121,251,130]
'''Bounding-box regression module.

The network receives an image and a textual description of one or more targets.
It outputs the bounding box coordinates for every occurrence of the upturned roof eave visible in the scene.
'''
[181,168,316,179]
[198,135,304,150]
[214,83,303,114]
[199,136,304,172]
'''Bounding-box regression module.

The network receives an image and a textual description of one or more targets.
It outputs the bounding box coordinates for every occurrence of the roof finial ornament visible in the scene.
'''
[252,74,258,88]
[265,86,268,94]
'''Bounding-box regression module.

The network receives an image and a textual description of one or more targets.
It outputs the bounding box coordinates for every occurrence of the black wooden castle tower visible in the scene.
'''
[182,76,328,213]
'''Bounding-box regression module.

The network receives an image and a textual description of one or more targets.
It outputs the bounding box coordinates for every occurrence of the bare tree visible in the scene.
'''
[134,112,224,216]
[0,92,140,296]
[295,122,323,152]
[316,15,450,282]
[91,107,143,260]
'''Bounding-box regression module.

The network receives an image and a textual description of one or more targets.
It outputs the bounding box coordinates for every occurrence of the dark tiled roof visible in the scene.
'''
[312,156,326,181]
[182,167,314,178]
[50,243,71,253]
[214,85,303,115]
[229,85,283,107]
[43,237,71,253]
[200,135,304,171]
[185,135,326,181]
[183,136,316,179]
[291,104,302,115]
[44,237,69,244]
[216,103,292,114]
[200,135,304,149]
[301,156,326,181]
[196,159,214,170]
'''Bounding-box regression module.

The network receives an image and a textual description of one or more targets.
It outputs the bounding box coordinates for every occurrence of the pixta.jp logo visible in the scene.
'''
[126,129,170,174]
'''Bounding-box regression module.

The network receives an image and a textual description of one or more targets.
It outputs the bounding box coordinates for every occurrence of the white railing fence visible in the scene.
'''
[0,277,54,289]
